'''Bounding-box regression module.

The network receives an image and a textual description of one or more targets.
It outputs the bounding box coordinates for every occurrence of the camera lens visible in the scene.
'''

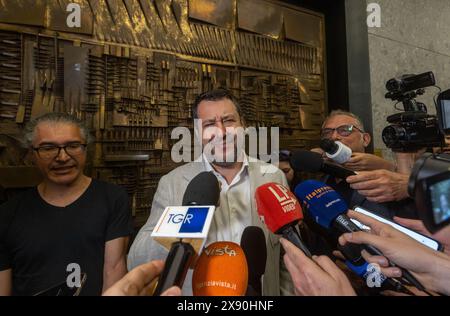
[386,78,401,92]
[382,125,406,148]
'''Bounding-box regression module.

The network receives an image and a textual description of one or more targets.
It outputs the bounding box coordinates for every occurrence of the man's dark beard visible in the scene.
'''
[211,146,240,168]
[203,131,246,168]
[208,144,245,168]
[212,160,238,168]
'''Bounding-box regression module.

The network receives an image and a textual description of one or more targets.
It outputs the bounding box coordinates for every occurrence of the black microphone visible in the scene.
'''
[290,150,356,180]
[153,171,220,295]
[240,226,267,296]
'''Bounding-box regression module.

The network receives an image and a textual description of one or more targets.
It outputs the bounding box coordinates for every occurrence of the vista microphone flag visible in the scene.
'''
[192,242,248,296]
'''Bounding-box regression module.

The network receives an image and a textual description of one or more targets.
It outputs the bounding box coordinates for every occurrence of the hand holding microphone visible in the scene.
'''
[319,139,394,172]
[280,238,356,296]
[343,153,395,172]
[339,210,450,295]
[103,260,181,296]
[294,180,427,293]
[346,170,410,203]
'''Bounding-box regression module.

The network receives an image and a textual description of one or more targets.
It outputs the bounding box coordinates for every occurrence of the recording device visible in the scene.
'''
[290,150,356,180]
[192,242,248,296]
[152,172,220,295]
[320,139,352,164]
[436,89,450,135]
[240,226,267,296]
[294,180,427,292]
[409,152,450,233]
[255,182,312,258]
[352,206,442,251]
[382,71,446,152]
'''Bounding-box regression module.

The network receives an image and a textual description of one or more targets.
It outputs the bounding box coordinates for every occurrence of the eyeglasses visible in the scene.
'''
[321,124,365,139]
[33,143,87,160]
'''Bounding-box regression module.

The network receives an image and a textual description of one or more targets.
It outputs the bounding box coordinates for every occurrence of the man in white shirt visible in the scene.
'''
[127,89,293,295]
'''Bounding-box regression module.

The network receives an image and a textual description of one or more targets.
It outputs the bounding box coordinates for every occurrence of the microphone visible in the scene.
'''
[255,182,312,258]
[240,226,267,296]
[320,139,352,164]
[290,150,356,180]
[192,242,248,296]
[294,180,427,292]
[152,172,220,295]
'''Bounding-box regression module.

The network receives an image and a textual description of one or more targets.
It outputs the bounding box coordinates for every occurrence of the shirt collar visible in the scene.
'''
[202,152,249,176]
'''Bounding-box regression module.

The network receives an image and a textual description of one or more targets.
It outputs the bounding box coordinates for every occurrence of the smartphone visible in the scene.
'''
[352,206,443,251]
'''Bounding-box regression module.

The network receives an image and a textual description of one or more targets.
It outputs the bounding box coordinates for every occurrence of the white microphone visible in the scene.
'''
[151,172,220,295]
[320,139,352,164]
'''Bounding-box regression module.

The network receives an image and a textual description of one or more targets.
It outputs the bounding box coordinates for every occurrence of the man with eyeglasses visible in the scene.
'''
[313,110,417,220]
[316,110,394,171]
[0,113,133,296]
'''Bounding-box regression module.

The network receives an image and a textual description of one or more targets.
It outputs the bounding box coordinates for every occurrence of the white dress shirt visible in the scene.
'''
[202,153,252,245]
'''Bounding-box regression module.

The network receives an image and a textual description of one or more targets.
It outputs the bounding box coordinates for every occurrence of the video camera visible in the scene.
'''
[382,71,450,152]
[409,152,450,233]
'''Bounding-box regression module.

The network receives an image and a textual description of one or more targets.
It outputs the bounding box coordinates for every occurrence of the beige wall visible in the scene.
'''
[366,0,450,158]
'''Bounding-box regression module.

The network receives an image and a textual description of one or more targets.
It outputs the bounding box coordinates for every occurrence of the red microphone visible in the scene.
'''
[256,183,312,257]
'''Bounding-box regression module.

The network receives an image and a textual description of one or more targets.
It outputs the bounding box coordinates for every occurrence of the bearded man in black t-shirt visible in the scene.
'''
[0,113,133,296]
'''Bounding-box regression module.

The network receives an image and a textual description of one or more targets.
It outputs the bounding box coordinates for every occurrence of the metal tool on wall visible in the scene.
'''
[0,0,326,227]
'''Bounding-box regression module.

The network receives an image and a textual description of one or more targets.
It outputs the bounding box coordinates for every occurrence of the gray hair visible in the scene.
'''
[23,112,92,147]
[322,110,366,132]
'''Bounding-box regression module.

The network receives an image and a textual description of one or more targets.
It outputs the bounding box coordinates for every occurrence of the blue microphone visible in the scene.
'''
[294,180,349,230]
[294,180,427,293]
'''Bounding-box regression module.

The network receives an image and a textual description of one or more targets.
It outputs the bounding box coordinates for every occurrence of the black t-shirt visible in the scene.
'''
[0,179,133,296]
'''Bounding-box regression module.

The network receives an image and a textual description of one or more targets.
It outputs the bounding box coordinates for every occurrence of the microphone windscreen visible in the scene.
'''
[240,227,267,279]
[182,171,220,206]
[290,150,323,173]
[192,242,248,296]
[255,183,303,233]
[320,139,336,153]
[294,180,348,229]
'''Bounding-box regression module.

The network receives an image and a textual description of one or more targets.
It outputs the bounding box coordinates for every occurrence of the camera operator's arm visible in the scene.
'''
[338,210,450,295]
[343,153,395,172]
[346,170,410,203]
[394,150,426,174]
[280,238,356,296]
